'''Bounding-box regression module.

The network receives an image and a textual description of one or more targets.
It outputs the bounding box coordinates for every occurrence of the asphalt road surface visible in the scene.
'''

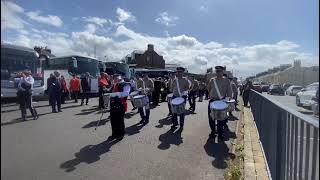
[262,92,318,121]
[1,97,240,180]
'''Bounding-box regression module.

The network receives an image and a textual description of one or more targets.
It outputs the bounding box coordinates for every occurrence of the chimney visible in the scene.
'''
[147,44,154,51]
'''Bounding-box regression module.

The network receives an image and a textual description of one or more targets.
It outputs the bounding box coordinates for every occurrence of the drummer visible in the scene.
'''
[108,74,131,140]
[136,72,154,125]
[206,66,232,140]
[171,67,189,130]
[167,71,176,116]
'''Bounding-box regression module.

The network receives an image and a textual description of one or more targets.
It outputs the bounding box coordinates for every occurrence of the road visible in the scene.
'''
[1,98,240,180]
[262,92,318,121]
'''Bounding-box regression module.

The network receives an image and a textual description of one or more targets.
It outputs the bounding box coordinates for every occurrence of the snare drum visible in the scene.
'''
[171,97,186,115]
[167,93,173,102]
[133,95,147,108]
[225,99,236,112]
[209,100,228,120]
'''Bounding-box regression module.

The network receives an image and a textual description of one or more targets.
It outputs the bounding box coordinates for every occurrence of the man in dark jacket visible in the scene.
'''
[81,72,92,105]
[49,71,62,113]
[153,77,162,106]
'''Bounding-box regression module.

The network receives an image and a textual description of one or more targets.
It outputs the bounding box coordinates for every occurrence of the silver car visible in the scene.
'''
[296,82,319,107]
[285,85,303,96]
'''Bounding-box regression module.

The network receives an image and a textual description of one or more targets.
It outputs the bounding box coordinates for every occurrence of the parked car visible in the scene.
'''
[268,84,284,95]
[252,83,262,93]
[282,83,292,92]
[312,88,319,116]
[261,85,270,92]
[285,85,304,96]
[296,82,319,107]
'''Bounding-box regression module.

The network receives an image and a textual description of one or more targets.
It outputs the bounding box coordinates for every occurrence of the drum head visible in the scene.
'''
[227,99,236,103]
[134,95,145,99]
[210,100,228,110]
[167,93,173,98]
[171,97,184,105]
[130,91,139,96]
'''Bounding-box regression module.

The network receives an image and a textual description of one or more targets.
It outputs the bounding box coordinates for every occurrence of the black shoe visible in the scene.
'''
[86,103,88,105]
[132,107,137,110]
[58,109,62,112]
[108,135,116,141]
[33,115,39,120]
[167,113,172,117]
[209,132,216,138]
[143,120,149,125]
[52,110,58,113]
[171,124,178,129]
[139,119,144,124]
[81,102,84,106]
[218,135,224,140]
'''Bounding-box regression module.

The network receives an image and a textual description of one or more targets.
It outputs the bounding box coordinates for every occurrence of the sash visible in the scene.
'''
[213,79,223,100]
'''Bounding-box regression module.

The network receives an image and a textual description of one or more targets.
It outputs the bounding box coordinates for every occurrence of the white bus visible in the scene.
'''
[43,55,102,94]
[1,43,45,98]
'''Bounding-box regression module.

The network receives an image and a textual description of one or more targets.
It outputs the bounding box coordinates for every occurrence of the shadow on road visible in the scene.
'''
[1,112,52,126]
[75,108,99,115]
[158,128,183,150]
[60,138,122,172]
[125,122,146,136]
[155,116,172,128]
[82,118,110,128]
[203,137,235,169]
[62,104,82,110]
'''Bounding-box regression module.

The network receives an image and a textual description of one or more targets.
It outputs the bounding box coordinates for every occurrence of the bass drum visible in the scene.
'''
[171,97,185,115]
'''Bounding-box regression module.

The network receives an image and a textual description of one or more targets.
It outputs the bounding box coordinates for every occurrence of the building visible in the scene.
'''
[256,60,319,86]
[125,44,165,69]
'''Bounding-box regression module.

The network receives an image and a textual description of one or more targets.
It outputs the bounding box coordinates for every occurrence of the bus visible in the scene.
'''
[43,55,102,94]
[131,68,174,78]
[105,61,131,80]
[1,43,45,99]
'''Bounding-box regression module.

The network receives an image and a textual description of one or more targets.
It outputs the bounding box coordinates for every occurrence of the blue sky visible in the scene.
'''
[1,0,319,77]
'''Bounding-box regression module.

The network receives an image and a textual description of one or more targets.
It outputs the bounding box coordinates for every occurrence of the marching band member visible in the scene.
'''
[171,67,189,130]
[108,74,131,140]
[198,81,206,102]
[188,76,199,112]
[136,73,154,125]
[206,66,232,140]
[167,72,176,116]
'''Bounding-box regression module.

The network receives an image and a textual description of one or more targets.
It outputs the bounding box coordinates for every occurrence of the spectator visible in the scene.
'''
[69,74,81,103]
[60,75,68,104]
[80,72,92,105]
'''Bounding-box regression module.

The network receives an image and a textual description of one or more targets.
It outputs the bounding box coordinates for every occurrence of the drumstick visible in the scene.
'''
[95,107,105,130]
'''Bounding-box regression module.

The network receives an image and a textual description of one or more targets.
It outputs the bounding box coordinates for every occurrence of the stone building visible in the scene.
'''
[257,60,319,86]
[125,44,165,69]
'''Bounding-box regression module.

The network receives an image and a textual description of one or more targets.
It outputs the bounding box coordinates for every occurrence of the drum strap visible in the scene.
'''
[176,79,182,96]
[143,80,146,94]
[213,80,223,100]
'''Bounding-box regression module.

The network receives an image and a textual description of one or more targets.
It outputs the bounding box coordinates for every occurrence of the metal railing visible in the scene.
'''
[249,90,319,180]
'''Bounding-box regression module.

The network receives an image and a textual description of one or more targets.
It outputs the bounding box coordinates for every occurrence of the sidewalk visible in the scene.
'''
[243,106,270,180]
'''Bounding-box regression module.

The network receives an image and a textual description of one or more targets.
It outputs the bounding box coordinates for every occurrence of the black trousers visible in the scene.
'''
[110,103,125,137]
[167,91,172,114]
[71,91,79,103]
[61,90,68,104]
[18,91,37,119]
[98,87,105,109]
[50,92,61,111]
[138,94,151,122]
[153,91,160,105]
[243,91,250,106]
[161,92,167,102]
[188,91,196,110]
[208,99,224,136]
[81,91,90,104]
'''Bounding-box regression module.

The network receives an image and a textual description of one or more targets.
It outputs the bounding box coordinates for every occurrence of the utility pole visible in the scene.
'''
[94,44,97,58]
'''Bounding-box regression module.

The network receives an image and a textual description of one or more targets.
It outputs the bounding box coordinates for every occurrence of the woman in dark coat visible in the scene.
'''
[242,81,253,107]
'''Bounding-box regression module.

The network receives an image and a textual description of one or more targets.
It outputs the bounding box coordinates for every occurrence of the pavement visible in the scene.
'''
[1,97,240,180]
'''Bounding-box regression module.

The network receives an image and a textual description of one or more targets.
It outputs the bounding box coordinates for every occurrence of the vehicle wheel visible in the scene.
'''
[296,97,302,106]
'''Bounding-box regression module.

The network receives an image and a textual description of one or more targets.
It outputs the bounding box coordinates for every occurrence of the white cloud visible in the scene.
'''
[1,1,25,30]
[85,24,97,34]
[26,11,63,27]
[82,16,109,27]
[116,8,136,23]
[155,12,179,26]
[5,22,318,78]
[199,5,209,12]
